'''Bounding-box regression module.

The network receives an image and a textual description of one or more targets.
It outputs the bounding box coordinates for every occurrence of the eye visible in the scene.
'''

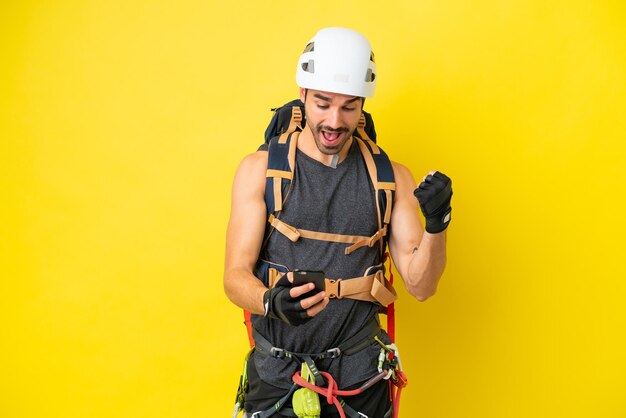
[342,107,356,112]
[317,104,329,109]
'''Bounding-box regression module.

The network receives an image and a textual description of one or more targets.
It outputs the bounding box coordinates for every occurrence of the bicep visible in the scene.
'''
[388,162,424,279]
[225,152,268,274]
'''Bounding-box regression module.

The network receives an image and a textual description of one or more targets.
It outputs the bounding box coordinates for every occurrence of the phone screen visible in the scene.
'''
[292,270,326,292]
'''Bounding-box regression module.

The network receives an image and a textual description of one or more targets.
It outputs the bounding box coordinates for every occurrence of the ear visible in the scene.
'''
[299,88,307,103]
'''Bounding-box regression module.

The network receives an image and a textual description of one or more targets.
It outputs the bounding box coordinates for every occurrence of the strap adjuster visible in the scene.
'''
[270,347,285,358]
[368,226,387,247]
[326,279,342,299]
[326,347,341,358]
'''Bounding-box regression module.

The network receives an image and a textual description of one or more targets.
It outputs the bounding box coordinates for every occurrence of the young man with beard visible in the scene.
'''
[224,27,452,418]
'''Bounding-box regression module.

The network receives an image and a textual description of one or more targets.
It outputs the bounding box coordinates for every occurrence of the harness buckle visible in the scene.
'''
[270,347,285,358]
[326,279,342,299]
[326,347,341,358]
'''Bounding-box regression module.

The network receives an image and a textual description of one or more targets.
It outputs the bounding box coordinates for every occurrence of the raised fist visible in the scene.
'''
[413,171,452,234]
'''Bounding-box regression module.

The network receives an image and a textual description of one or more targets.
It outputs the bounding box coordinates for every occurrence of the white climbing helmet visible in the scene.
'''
[296,27,377,98]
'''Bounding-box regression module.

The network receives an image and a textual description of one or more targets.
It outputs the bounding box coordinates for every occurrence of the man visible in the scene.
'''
[225,27,452,418]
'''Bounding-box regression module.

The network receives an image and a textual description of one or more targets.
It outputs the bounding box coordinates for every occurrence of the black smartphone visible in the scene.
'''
[292,270,326,292]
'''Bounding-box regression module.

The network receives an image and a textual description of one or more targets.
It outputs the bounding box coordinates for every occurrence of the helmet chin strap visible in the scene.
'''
[330,154,339,169]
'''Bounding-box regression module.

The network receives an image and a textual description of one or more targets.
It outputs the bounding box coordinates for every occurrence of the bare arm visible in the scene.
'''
[223,151,329,317]
[388,162,447,301]
[223,151,269,314]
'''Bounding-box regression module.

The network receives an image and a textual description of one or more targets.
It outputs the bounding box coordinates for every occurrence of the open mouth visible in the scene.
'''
[320,129,346,147]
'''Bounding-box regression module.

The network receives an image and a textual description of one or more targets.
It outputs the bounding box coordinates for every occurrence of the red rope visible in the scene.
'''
[292,369,405,418]
[292,371,346,418]
[243,310,254,347]
[393,386,403,418]
[292,370,387,418]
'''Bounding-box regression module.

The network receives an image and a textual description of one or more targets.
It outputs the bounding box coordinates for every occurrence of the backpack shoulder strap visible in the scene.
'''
[246,113,301,349]
[263,105,302,214]
[354,115,395,257]
[265,130,299,214]
[355,113,397,342]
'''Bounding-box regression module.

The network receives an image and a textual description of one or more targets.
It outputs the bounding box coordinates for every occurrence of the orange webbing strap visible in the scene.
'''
[356,114,381,154]
[267,268,284,288]
[273,176,283,212]
[355,137,389,257]
[265,269,397,307]
[278,107,303,144]
[344,225,387,255]
[266,169,293,179]
[268,132,300,212]
[268,215,388,255]
[268,215,301,241]
[287,131,298,171]
[327,269,397,307]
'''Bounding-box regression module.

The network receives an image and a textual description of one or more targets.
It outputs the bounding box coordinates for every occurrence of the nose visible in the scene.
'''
[326,107,341,129]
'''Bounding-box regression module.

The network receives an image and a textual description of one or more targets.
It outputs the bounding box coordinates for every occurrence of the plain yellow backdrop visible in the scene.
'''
[2,1,625,417]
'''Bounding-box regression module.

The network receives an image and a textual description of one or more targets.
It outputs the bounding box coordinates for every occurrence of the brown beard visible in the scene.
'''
[308,119,353,155]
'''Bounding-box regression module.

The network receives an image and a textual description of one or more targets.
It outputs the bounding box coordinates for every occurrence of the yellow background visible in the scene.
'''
[2,1,625,417]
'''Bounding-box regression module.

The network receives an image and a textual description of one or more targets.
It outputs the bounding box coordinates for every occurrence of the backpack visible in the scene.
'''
[244,100,398,345]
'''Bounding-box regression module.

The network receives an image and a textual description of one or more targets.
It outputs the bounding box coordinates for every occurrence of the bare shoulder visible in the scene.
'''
[237,150,268,176]
[232,151,268,199]
[391,161,417,191]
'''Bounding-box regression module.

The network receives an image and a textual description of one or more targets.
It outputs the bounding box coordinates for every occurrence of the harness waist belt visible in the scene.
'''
[253,315,381,360]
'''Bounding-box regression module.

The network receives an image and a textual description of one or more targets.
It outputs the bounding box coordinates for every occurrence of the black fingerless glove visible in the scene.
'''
[413,172,453,233]
[263,275,312,326]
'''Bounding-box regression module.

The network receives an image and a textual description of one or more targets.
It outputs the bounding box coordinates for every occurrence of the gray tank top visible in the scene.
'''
[252,139,390,389]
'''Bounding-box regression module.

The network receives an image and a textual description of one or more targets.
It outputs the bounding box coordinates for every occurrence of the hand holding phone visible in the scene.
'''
[263,270,328,326]
[293,270,326,293]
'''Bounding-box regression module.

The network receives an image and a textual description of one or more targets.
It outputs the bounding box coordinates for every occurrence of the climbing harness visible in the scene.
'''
[237,319,406,418]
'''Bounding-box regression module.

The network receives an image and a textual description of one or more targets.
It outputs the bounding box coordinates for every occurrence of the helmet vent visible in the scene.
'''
[301,60,315,73]
[365,69,376,82]
[303,42,315,53]
[370,52,375,63]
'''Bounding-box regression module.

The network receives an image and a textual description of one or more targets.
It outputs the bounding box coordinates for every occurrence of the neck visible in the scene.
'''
[298,125,353,167]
